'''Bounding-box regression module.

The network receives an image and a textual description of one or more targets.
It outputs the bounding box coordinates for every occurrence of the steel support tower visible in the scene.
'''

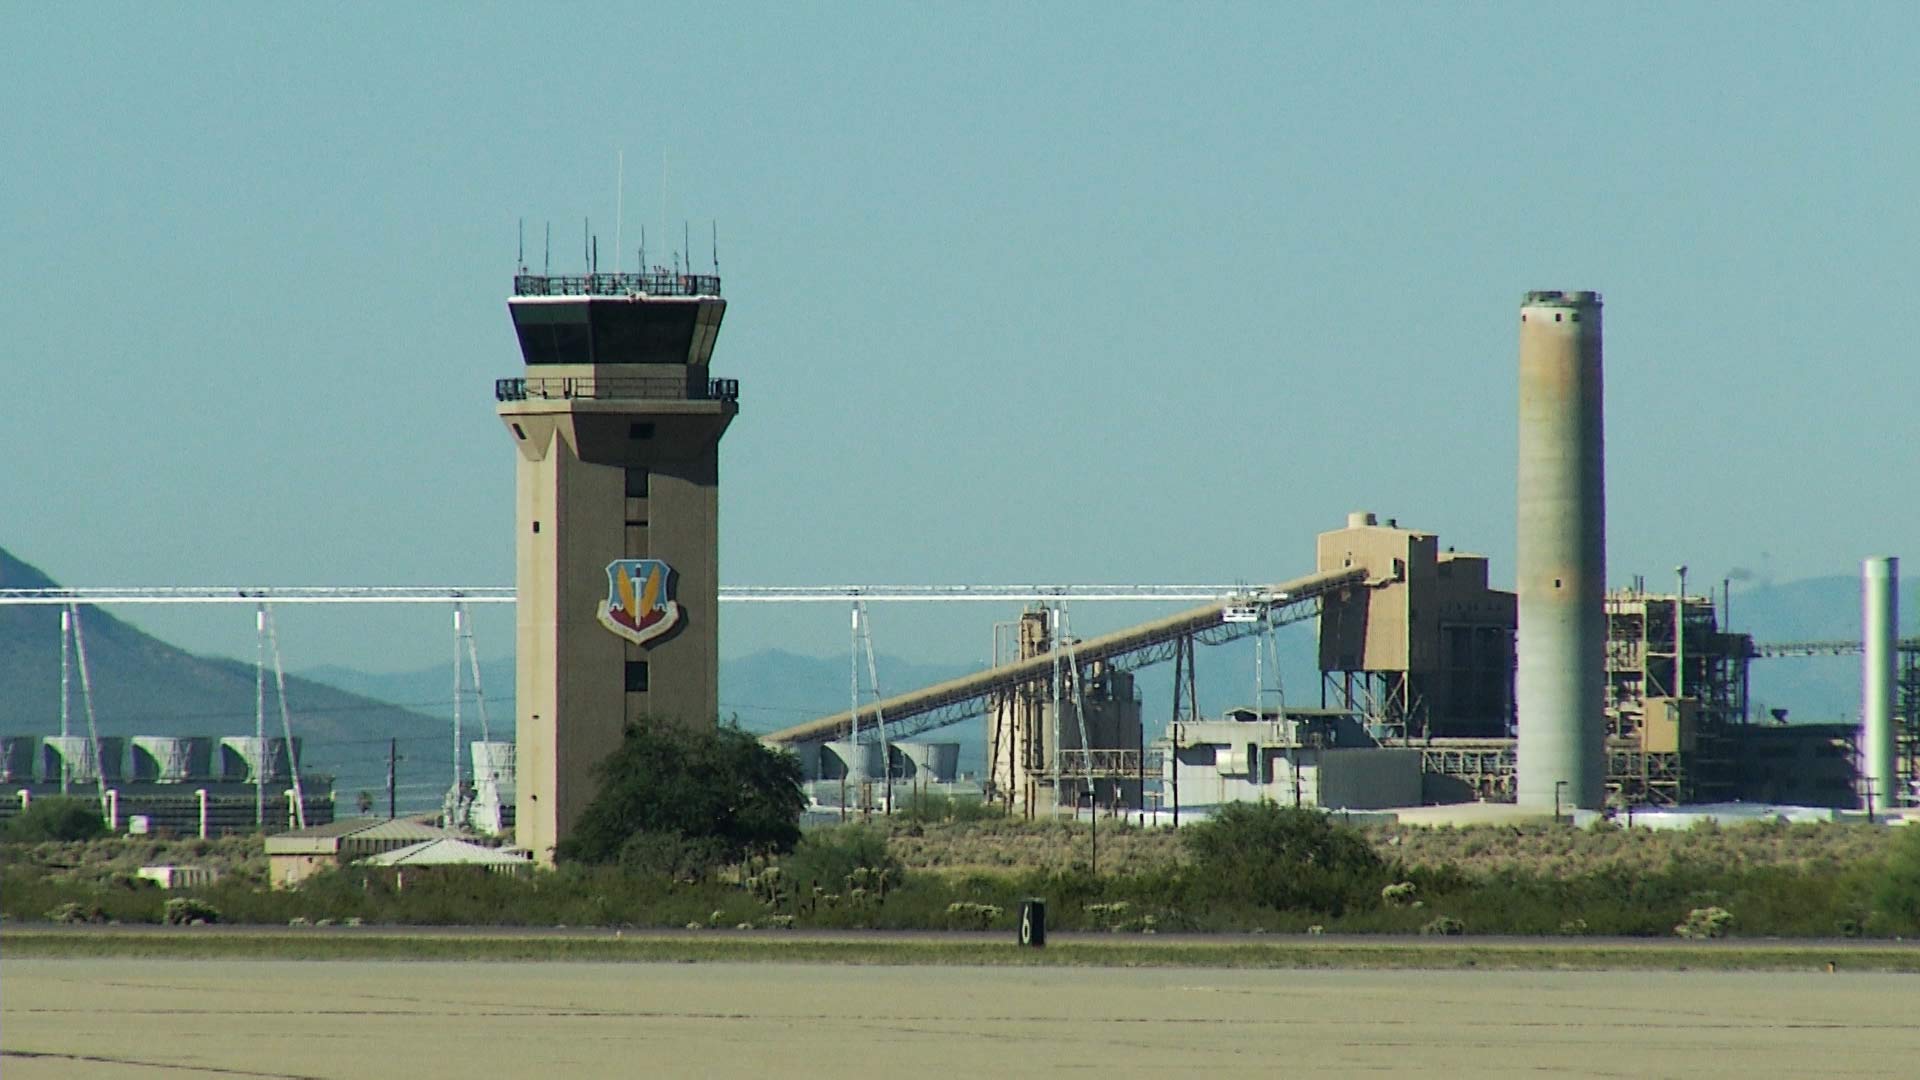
[497,267,738,863]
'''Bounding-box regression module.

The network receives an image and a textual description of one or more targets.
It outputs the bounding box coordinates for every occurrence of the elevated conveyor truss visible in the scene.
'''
[761,567,1368,747]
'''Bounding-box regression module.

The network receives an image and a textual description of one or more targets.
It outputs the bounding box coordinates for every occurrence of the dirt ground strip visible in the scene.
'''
[6,958,1918,1078]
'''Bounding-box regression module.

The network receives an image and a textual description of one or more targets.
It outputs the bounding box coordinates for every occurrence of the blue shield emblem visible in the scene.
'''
[596,559,682,647]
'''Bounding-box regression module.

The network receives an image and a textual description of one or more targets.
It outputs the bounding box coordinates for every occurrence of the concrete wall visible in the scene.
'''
[1314,749,1424,810]
[1515,290,1607,810]
[1163,738,1421,811]
[502,366,736,864]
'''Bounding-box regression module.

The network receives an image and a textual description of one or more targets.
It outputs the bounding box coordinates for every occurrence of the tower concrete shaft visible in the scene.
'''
[498,269,738,863]
[1516,290,1606,811]
[1862,556,1899,812]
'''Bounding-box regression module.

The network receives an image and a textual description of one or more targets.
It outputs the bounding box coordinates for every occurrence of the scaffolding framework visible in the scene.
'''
[1603,586,1752,804]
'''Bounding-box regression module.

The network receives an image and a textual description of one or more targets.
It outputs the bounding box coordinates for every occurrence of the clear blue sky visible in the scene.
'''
[4,5,1916,672]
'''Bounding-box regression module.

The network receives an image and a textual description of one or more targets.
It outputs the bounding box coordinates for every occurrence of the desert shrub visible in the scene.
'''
[1181,803,1386,914]
[945,901,1003,930]
[783,825,901,893]
[1872,826,1920,933]
[557,718,805,866]
[899,791,953,824]
[5,798,108,843]
[945,796,1006,823]
[1420,915,1465,936]
[898,791,1006,825]
[1381,881,1419,907]
[1674,906,1733,939]
[619,832,733,882]
[163,897,220,925]
[46,901,108,924]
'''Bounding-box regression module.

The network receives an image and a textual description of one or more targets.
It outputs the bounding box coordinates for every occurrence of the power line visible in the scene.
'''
[0,584,1248,606]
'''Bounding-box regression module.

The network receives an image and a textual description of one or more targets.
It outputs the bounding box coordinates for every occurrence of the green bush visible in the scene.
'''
[1381,881,1419,907]
[5,798,108,843]
[1181,804,1387,914]
[783,825,901,893]
[556,717,805,866]
[618,832,733,882]
[163,897,220,925]
[944,901,1003,930]
[1873,826,1920,933]
[1675,906,1734,939]
[899,790,1005,825]
[46,901,108,924]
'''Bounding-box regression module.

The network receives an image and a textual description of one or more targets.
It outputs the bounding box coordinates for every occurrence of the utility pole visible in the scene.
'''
[386,738,399,820]
[1675,565,1689,700]
[59,608,71,795]
[255,605,266,829]
[1083,791,1098,875]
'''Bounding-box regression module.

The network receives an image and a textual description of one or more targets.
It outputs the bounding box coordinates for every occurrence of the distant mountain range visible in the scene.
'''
[5,542,1912,809]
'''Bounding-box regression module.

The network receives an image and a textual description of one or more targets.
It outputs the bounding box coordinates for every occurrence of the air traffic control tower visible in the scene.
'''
[497,267,738,862]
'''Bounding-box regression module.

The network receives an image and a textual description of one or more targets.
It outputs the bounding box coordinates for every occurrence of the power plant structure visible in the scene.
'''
[7,277,1915,844]
[498,262,737,863]
[763,567,1369,811]
[1863,557,1901,814]
[985,609,1145,815]
[1599,582,1754,806]
[763,506,1914,818]
[1,734,333,836]
[1515,289,1608,812]
[1316,512,1516,741]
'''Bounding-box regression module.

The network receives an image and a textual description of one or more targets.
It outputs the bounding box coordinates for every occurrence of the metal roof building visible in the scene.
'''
[364,838,533,875]
[265,817,454,888]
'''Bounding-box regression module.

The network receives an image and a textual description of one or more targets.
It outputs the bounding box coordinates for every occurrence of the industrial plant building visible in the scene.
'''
[986,610,1145,815]
[265,816,453,888]
[762,289,1913,820]
[1316,512,1517,740]
[0,734,334,836]
[1163,708,1423,811]
[6,259,1911,857]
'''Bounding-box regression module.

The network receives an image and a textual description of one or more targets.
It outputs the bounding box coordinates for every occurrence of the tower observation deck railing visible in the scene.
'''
[495,376,740,403]
[513,271,721,298]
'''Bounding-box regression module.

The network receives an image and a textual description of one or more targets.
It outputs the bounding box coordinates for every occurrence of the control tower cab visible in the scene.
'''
[497,268,739,863]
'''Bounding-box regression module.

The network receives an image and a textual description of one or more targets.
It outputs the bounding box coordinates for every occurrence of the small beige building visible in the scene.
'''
[264,818,454,888]
[136,865,221,890]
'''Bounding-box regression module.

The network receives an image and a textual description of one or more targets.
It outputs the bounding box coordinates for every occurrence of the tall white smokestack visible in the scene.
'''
[1862,556,1899,813]
[1516,290,1606,811]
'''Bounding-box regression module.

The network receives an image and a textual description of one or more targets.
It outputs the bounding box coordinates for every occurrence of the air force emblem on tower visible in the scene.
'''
[597,559,682,647]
